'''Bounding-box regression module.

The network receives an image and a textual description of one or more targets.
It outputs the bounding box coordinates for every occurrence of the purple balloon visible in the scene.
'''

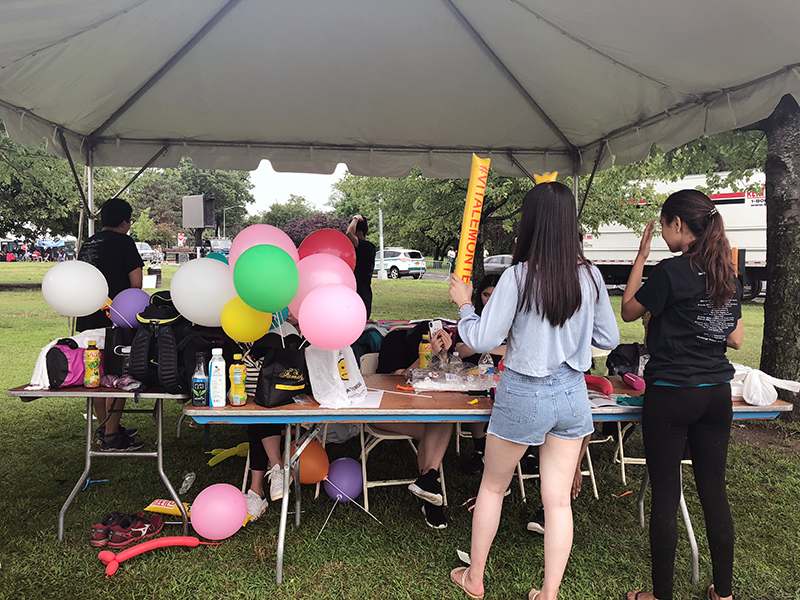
[323,457,363,503]
[109,288,151,328]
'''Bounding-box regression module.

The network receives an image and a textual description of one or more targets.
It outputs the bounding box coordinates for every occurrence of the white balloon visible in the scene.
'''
[171,258,237,327]
[41,261,109,317]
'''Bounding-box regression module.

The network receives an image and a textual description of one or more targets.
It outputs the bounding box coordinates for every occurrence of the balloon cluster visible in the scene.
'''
[40,226,367,350]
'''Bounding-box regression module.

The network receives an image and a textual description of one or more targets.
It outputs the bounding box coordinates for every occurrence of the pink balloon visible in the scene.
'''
[190,483,247,541]
[298,284,366,351]
[229,224,299,272]
[288,253,357,316]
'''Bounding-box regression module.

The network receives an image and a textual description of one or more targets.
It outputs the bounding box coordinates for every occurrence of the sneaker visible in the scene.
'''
[527,507,545,535]
[408,468,443,506]
[90,511,126,547]
[97,425,139,438]
[421,502,447,529]
[108,513,164,548]
[463,450,484,475]
[244,489,268,521]
[101,432,144,452]
[268,463,286,502]
[521,453,540,476]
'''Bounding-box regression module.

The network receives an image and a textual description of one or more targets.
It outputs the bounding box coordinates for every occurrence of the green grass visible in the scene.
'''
[0,263,797,600]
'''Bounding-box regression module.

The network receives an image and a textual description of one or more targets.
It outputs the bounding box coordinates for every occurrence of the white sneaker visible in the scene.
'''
[244,489,268,521]
[268,463,286,502]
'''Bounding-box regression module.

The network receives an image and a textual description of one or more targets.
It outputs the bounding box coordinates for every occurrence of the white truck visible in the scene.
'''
[583,173,766,300]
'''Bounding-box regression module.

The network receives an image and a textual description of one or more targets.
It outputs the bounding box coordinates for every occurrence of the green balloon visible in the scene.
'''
[233,244,298,313]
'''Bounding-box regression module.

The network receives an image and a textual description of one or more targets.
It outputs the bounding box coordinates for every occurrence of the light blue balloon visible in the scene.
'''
[270,307,290,330]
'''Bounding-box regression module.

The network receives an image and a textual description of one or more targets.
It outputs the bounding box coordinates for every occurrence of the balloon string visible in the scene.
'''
[323,477,383,525]
[315,497,339,541]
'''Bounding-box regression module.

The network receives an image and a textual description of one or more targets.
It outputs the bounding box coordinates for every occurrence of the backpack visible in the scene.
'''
[606,342,649,377]
[46,338,100,388]
[178,324,240,393]
[128,292,190,394]
[254,333,311,408]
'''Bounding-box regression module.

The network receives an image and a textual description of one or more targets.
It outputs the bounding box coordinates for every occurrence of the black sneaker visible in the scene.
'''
[408,469,443,506]
[101,432,144,452]
[463,450,484,475]
[95,425,139,444]
[521,453,539,475]
[527,507,545,534]
[421,502,447,529]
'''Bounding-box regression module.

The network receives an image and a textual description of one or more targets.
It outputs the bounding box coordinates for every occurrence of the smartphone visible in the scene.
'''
[428,319,443,337]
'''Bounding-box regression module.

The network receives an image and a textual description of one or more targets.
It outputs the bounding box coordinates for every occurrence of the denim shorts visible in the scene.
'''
[487,365,594,446]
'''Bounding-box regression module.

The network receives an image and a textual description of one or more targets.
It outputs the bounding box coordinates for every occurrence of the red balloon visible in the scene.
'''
[298,229,356,271]
[98,536,207,577]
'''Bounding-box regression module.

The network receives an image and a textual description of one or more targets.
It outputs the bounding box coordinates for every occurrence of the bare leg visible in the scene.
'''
[571,434,591,499]
[460,434,528,597]
[537,434,583,600]
[94,397,124,435]
[375,423,452,473]
[469,422,486,440]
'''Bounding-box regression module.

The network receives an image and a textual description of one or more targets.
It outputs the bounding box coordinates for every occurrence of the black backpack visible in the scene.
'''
[128,292,190,394]
[606,342,648,377]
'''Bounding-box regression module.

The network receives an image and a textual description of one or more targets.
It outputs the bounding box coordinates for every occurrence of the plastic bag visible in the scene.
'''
[305,346,366,409]
[731,363,800,406]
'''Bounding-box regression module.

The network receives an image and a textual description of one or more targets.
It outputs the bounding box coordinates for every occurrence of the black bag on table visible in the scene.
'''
[254,333,310,408]
[606,342,649,377]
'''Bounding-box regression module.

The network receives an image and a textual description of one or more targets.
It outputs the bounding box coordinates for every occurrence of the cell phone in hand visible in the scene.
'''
[429,319,443,338]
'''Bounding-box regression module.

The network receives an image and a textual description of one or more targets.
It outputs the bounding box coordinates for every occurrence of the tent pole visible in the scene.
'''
[573,163,580,210]
[87,153,95,237]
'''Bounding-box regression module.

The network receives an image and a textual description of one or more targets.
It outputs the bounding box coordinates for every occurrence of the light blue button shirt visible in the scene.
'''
[457,263,620,377]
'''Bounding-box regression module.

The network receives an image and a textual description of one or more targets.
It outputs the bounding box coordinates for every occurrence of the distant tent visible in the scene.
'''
[36,240,65,248]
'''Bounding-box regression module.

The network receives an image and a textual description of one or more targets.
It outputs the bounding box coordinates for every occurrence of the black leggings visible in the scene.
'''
[247,424,283,471]
[642,384,734,600]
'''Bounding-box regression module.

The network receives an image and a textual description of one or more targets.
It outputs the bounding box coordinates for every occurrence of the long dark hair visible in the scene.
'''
[661,189,736,308]
[473,273,501,316]
[512,182,596,326]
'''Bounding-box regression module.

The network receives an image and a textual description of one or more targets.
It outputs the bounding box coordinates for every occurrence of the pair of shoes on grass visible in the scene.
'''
[100,431,144,451]
[409,468,443,506]
[526,506,545,534]
[90,512,163,548]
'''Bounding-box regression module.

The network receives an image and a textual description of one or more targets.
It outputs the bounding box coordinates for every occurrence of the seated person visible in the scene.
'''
[452,275,511,475]
[374,321,455,529]
[244,424,285,521]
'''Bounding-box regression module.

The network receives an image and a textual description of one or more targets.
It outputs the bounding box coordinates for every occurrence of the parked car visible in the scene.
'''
[483,254,513,276]
[135,241,156,262]
[373,248,426,279]
[202,238,232,256]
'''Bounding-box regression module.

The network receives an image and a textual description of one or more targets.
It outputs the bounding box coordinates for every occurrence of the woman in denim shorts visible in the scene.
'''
[448,181,619,600]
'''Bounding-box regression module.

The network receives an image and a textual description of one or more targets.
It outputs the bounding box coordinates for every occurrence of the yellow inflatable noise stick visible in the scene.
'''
[206,442,250,466]
[533,171,558,184]
[454,154,491,285]
[144,499,252,525]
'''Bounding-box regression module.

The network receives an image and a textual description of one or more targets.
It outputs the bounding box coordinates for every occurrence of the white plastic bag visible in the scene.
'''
[305,346,367,409]
[731,363,800,406]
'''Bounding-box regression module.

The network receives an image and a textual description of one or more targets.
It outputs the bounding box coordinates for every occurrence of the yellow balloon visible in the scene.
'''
[221,296,272,343]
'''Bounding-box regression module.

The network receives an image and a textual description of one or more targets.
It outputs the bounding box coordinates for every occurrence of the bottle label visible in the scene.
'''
[209,358,226,407]
[84,349,101,388]
[192,378,207,406]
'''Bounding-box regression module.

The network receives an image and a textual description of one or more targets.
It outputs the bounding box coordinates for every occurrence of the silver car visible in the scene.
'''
[483,254,513,275]
[135,241,156,262]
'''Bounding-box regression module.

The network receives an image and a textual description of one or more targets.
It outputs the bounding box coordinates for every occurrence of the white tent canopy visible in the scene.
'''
[2,0,800,178]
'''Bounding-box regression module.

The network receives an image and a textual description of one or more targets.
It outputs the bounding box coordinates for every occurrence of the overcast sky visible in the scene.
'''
[248,160,348,215]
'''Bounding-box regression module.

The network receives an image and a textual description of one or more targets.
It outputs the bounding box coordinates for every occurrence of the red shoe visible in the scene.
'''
[108,513,164,548]
[90,512,127,547]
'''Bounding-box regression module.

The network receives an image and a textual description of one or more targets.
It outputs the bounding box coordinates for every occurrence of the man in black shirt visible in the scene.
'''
[346,215,377,319]
[77,198,144,451]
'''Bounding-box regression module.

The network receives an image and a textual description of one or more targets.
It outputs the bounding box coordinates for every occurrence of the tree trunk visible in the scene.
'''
[759,94,800,419]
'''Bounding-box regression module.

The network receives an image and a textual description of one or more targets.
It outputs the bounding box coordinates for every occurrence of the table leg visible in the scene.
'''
[638,468,648,528]
[276,424,292,585]
[678,470,700,584]
[294,425,301,528]
[59,397,94,541]
[155,399,188,536]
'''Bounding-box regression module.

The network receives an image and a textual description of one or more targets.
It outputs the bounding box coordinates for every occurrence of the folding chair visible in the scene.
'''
[359,424,447,512]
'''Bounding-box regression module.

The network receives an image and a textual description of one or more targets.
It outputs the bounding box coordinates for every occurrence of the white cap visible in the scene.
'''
[212,348,223,355]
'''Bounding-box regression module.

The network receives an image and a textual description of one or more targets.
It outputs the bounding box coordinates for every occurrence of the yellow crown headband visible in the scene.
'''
[533,171,558,184]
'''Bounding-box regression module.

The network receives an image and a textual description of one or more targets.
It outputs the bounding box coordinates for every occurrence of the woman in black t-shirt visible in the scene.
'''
[621,190,743,600]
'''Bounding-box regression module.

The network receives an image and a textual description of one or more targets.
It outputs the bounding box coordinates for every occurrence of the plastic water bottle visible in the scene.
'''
[478,352,494,376]
[228,353,247,406]
[84,340,101,388]
[208,348,227,408]
[191,352,208,407]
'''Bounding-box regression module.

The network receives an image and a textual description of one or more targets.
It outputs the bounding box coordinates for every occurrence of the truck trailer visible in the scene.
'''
[583,173,766,300]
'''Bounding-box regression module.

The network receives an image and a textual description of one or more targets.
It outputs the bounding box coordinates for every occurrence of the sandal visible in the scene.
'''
[529,588,541,600]
[450,566,484,600]
[623,592,650,600]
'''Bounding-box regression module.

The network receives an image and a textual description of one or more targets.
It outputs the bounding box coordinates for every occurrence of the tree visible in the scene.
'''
[245,194,316,229]
[129,207,156,243]
[283,213,349,246]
